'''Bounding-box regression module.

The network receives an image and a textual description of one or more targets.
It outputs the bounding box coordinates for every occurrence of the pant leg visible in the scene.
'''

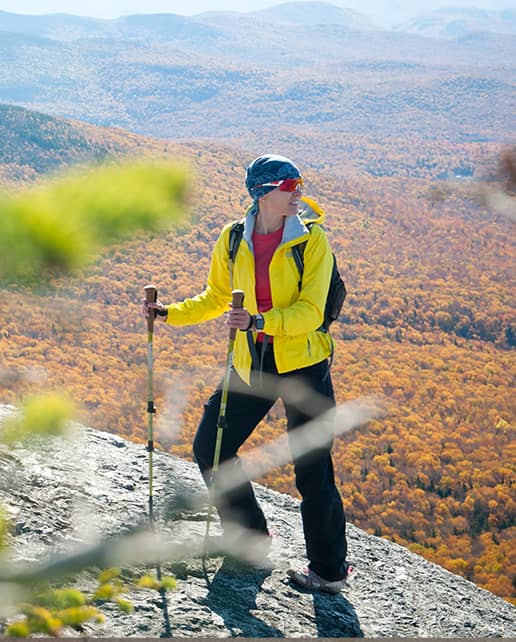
[193,366,275,533]
[282,359,348,581]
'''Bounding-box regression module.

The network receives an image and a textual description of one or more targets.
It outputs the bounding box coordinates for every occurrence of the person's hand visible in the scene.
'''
[226,305,252,331]
[141,298,168,321]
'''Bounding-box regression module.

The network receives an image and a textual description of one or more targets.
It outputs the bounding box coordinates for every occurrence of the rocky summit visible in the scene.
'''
[0,405,514,638]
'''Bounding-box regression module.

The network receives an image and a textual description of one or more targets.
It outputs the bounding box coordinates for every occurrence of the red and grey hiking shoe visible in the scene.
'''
[287,565,352,594]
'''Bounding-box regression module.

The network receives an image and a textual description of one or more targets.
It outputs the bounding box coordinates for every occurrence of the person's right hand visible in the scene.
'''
[141,298,168,321]
[226,305,252,331]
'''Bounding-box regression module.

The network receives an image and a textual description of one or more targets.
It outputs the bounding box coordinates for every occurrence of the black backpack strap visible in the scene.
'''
[247,331,260,370]
[292,242,306,289]
[292,221,313,286]
[228,220,245,290]
[229,220,245,263]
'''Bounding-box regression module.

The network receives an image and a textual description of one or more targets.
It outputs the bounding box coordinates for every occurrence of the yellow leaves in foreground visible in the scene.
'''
[1,392,75,445]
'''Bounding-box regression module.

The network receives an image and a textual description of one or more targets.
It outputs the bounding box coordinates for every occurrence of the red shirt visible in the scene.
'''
[252,224,284,340]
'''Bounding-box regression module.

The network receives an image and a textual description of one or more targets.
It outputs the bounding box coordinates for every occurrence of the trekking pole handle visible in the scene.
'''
[230,289,245,340]
[144,284,158,334]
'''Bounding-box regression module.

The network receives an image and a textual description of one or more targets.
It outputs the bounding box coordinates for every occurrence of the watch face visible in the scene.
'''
[256,314,265,330]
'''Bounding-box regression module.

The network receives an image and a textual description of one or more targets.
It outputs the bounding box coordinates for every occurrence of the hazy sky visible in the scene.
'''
[1,0,272,17]
[0,0,514,20]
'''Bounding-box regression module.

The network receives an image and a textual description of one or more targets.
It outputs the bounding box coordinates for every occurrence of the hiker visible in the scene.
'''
[142,154,350,593]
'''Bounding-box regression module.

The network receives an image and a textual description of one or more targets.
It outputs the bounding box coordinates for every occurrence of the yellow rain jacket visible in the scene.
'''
[166,196,334,384]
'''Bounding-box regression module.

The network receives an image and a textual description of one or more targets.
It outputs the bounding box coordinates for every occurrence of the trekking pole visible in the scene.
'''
[202,289,245,556]
[144,284,169,627]
[144,284,158,527]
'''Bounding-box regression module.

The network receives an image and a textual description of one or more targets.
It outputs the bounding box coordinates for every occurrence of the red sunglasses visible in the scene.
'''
[256,177,304,192]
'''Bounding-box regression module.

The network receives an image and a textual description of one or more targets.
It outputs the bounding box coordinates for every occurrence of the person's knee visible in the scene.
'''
[295,455,334,497]
[295,471,326,498]
[296,477,328,502]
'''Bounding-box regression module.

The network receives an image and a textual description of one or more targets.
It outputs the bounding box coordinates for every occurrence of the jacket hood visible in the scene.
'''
[298,196,326,226]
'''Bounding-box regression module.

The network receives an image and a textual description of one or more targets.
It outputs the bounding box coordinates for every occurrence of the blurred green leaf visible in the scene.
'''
[114,598,133,613]
[36,588,86,610]
[6,620,30,637]
[97,568,122,585]
[2,392,74,445]
[57,605,98,627]
[24,605,61,635]
[160,576,177,591]
[92,583,115,602]
[0,159,190,286]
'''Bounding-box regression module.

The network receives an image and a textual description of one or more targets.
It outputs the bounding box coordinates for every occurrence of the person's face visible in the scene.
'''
[259,179,303,216]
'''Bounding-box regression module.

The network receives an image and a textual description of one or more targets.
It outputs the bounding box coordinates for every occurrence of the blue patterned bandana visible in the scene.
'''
[245,154,301,200]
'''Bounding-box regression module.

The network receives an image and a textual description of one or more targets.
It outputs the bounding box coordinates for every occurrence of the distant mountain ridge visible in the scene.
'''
[0,3,377,42]
[0,5,513,153]
[398,6,516,37]
[247,2,377,29]
[0,3,514,41]
[0,10,108,40]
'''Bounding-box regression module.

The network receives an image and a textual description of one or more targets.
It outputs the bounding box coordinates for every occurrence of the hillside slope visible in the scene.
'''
[0,406,514,638]
[0,103,213,186]
[0,103,139,183]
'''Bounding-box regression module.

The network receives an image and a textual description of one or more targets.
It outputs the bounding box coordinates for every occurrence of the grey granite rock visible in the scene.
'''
[0,405,514,638]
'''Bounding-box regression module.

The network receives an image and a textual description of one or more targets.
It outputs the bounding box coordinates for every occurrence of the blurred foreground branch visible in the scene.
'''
[0,159,191,287]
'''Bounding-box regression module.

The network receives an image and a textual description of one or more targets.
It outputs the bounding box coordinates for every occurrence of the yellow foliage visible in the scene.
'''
[2,392,74,444]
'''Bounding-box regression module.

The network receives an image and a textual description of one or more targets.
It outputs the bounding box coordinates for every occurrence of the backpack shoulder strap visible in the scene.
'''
[229,219,245,263]
[292,242,306,283]
[228,219,245,291]
[292,221,313,282]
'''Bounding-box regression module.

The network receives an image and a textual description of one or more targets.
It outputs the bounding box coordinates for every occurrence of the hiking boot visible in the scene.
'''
[287,566,351,594]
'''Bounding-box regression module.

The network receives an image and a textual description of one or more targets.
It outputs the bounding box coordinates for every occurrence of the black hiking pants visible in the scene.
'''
[193,342,348,581]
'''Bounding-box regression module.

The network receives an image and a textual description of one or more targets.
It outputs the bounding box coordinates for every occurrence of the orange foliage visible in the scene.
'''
[0,143,514,604]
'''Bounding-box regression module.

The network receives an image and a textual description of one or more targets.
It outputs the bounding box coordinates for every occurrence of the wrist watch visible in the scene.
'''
[254,313,265,331]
